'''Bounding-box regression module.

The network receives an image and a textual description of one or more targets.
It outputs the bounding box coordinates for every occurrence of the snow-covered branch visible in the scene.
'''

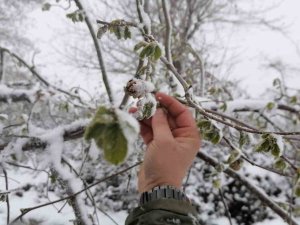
[0,120,88,152]
[9,161,142,224]
[0,46,81,101]
[0,84,43,103]
[197,151,299,225]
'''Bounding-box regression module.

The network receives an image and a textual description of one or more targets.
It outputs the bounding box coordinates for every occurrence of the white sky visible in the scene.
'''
[24,0,300,99]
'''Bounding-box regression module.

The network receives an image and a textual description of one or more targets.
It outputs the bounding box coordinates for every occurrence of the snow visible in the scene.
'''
[134,93,157,120]
[273,134,284,156]
[0,84,39,103]
[137,0,151,34]
[198,98,274,113]
[0,172,128,225]
[115,109,140,157]
[126,78,155,99]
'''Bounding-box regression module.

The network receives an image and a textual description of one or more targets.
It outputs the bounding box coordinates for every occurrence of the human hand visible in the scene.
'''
[134,92,201,193]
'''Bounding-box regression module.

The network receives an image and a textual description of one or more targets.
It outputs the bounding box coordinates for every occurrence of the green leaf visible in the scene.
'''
[239,132,249,148]
[0,194,6,202]
[266,102,275,110]
[273,78,281,88]
[213,179,221,189]
[84,107,130,165]
[219,102,227,112]
[255,139,270,152]
[11,154,17,161]
[66,10,84,23]
[210,132,222,144]
[66,12,76,23]
[42,3,51,11]
[290,96,297,105]
[153,45,162,61]
[142,102,155,119]
[114,26,122,39]
[198,119,222,144]
[134,41,148,52]
[226,150,240,164]
[271,144,281,158]
[136,66,148,76]
[50,173,57,184]
[295,185,300,197]
[274,159,286,171]
[124,26,131,39]
[139,44,155,59]
[78,12,84,22]
[256,134,282,157]
[197,119,212,131]
[96,123,128,165]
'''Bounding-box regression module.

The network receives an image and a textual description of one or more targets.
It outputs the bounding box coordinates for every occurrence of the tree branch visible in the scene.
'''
[0,47,81,101]
[0,49,4,82]
[9,161,142,224]
[3,168,10,225]
[197,151,299,225]
[73,0,113,104]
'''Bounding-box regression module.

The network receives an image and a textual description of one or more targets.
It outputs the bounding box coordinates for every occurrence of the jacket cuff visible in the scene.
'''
[125,198,199,225]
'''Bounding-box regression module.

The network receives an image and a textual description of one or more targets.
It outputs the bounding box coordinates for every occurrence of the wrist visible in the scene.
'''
[139,185,190,206]
[139,180,182,193]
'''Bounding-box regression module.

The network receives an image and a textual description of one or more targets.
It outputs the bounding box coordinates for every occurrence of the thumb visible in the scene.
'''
[152,108,173,139]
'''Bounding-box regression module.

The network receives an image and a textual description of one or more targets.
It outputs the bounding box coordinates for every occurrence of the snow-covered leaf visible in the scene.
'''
[197,119,223,144]
[213,179,221,189]
[239,132,249,148]
[139,44,155,59]
[229,158,244,171]
[256,134,282,158]
[134,41,148,52]
[84,106,137,165]
[96,25,109,39]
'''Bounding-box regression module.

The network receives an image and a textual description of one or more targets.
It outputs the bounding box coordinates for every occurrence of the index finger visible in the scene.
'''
[155,92,196,128]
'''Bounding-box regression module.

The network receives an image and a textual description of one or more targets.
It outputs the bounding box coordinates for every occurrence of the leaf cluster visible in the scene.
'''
[97,20,131,40]
[84,107,128,165]
[197,119,222,144]
[134,41,162,61]
[255,134,282,158]
[66,10,85,23]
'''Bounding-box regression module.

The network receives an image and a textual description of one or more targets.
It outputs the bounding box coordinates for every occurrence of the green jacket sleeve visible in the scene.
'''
[125,199,200,225]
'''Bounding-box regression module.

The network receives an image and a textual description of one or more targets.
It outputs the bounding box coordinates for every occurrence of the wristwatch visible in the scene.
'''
[139,185,190,206]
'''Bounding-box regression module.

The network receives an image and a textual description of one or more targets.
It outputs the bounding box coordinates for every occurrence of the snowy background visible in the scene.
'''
[1,0,300,224]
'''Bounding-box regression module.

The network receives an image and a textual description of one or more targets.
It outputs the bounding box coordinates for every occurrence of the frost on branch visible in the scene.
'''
[84,106,139,165]
[125,78,157,120]
[125,78,154,98]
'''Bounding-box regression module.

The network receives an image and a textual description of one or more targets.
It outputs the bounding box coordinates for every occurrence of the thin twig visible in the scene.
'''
[197,151,299,225]
[0,47,81,101]
[219,188,233,225]
[9,161,141,224]
[3,168,10,225]
[73,0,114,104]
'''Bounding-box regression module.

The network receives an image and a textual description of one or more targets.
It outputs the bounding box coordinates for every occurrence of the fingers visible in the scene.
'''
[151,108,173,139]
[156,92,195,128]
[140,123,153,144]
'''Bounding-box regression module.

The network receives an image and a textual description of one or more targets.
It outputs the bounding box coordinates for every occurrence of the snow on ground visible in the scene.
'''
[0,167,128,225]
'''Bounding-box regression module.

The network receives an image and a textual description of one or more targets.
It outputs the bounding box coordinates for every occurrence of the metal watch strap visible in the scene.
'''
[139,185,190,206]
